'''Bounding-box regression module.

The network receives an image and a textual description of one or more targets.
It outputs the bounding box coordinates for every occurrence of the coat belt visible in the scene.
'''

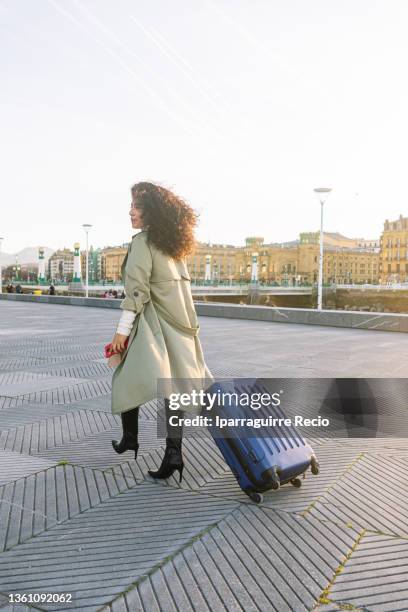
[153,301,200,336]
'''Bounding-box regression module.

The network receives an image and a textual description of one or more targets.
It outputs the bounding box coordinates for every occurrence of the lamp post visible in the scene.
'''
[82,224,92,298]
[0,237,3,293]
[13,257,20,282]
[314,187,332,309]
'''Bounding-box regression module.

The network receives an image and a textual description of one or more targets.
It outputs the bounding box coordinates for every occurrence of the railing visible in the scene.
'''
[335,283,408,290]
[6,281,408,292]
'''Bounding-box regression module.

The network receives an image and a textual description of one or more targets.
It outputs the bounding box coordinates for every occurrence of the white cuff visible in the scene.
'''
[116,309,137,336]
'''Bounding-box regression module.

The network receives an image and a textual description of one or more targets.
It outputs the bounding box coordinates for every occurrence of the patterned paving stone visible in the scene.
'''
[0,371,47,385]
[2,342,105,360]
[0,593,32,611]
[32,422,165,469]
[0,483,237,611]
[0,404,95,430]
[1,301,408,611]
[0,339,43,350]
[0,464,138,552]
[0,411,119,454]
[0,353,107,372]
[100,505,361,612]
[326,436,408,454]
[0,396,29,411]
[175,443,362,513]
[0,357,45,373]
[322,532,408,611]
[0,451,57,486]
[304,436,334,447]
[64,395,113,414]
[65,395,160,419]
[2,378,111,405]
[131,434,231,489]
[314,606,365,612]
[19,362,113,380]
[15,355,112,378]
[307,453,408,536]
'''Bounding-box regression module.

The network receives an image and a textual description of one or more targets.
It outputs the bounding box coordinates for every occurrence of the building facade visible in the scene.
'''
[379,215,408,283]
[48,249,74,282]
[101,244,130,282]
[186,233,379,285]
[100,232,381,285]
[80,246,103,283]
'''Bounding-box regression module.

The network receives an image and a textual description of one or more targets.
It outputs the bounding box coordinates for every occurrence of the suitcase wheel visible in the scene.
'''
[270,478,280,491]
[262,467,281,490]
[290,478,302,488]
[248,491,264,504]
[311,456,320,476]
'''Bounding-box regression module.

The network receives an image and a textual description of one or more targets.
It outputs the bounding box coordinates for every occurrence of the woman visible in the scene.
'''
[110,181,214,482]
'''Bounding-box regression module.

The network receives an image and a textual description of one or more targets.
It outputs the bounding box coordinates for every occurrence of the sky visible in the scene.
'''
[2,0,408,254]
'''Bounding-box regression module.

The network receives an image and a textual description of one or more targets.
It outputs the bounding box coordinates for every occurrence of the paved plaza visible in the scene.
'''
[0,301,408,612]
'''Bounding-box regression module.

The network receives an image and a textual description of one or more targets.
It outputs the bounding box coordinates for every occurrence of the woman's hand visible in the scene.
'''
[111,333,129,353]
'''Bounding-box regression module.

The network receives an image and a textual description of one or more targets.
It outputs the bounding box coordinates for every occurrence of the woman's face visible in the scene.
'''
[129,191,144,229]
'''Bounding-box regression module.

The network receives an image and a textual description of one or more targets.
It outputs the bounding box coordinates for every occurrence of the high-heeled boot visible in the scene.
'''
[112,407,139,459]
[148,438,184,482]
[148,403,184,482]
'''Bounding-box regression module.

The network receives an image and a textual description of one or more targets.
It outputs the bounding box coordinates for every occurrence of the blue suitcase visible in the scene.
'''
[206,379,320,503]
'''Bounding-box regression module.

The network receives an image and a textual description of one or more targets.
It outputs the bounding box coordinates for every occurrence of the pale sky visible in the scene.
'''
[2,0,408,254]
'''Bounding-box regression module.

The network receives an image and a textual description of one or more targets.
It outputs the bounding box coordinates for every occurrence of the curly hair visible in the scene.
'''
[131,182,198,260]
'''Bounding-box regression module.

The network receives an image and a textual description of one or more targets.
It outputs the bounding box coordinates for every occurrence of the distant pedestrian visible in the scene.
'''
[49,284,55,295]
[15,284,22,294]
[112,290,118,298]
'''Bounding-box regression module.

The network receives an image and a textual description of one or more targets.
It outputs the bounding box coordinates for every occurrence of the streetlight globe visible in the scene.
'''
[314,187,332,204]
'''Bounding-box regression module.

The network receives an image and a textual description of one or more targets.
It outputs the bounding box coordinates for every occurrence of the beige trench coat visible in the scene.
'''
[111,230,214,415]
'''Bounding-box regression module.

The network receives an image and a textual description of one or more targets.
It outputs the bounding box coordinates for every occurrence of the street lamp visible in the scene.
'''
[82,224,92,298]
[314,187,332,309]
[0,237,3,294]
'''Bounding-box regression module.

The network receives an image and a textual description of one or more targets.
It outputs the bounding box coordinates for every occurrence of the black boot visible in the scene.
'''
[112,407,139,459]
[148,402,184,482]
[148,438,184,482]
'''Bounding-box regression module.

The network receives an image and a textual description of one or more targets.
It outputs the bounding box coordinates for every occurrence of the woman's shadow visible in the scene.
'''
[322,378,379,439]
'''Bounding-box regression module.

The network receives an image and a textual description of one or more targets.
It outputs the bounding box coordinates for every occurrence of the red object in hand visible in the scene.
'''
[104,338,129,358]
